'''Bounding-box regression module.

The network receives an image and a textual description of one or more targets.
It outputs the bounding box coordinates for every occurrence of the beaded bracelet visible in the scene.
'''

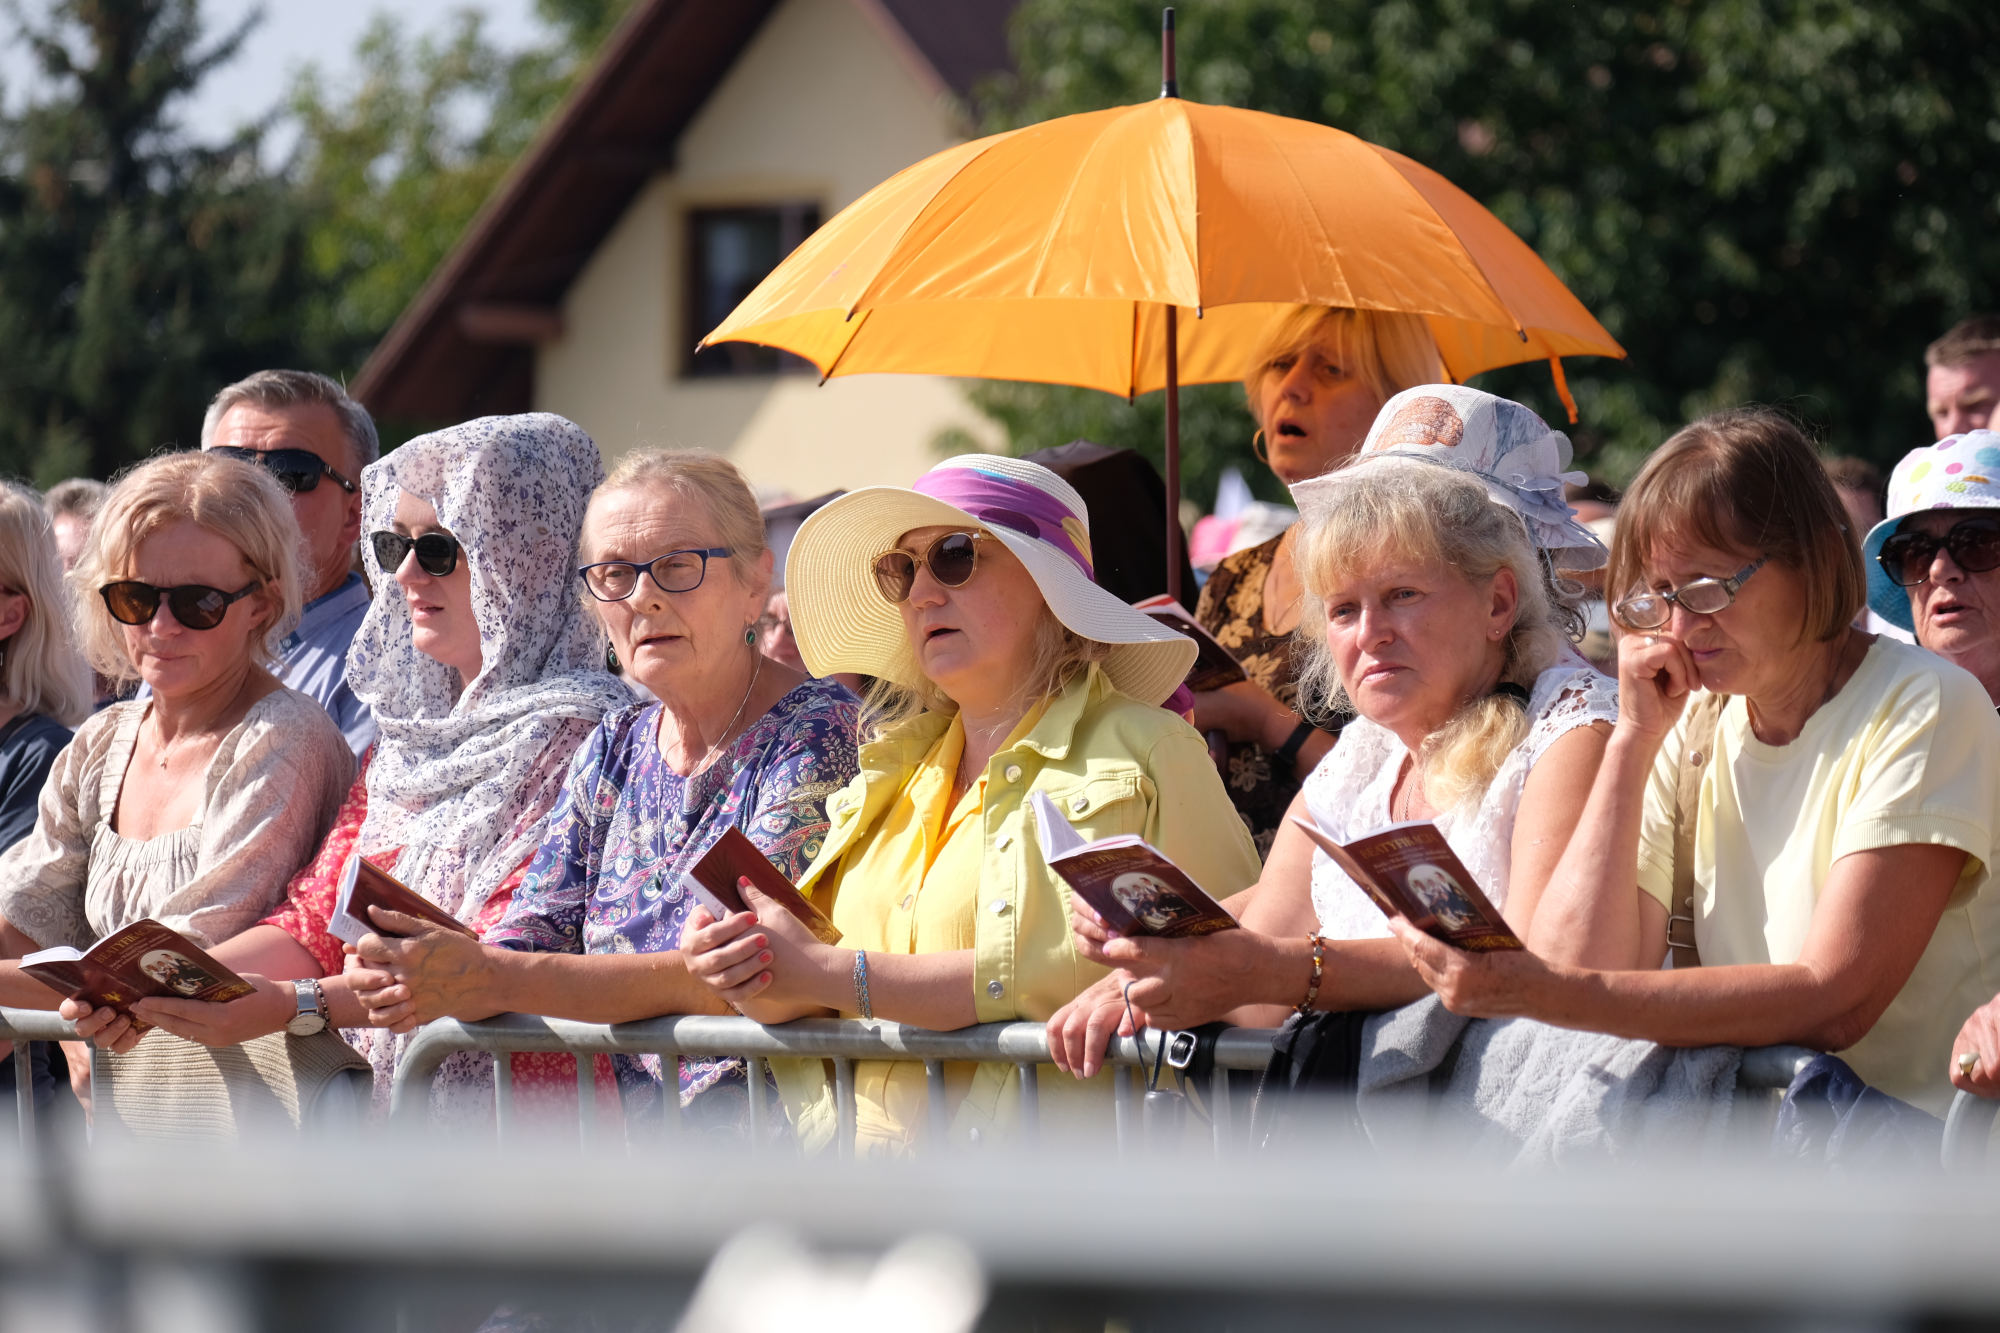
[1296,934,1326,1015]
[853,948,874,1020]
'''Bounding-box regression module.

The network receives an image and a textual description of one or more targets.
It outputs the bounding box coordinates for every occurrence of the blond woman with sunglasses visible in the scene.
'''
[0,451,354,1124]
[681,454,1259,1155]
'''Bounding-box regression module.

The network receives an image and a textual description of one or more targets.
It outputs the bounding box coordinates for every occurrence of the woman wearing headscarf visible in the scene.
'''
[1047,387,1617,1075]
[1197,308,1444,853]
[69,415,633,1114]
[682,454,1261,1155]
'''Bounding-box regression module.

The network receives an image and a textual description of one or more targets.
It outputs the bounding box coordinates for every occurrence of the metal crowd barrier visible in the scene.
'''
[0,1006,88,1151]
[387,1013,2000,1163]
[388,1012,1280,1154]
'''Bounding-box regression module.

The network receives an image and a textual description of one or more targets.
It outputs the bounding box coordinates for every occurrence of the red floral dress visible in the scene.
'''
[262,757,620,1124]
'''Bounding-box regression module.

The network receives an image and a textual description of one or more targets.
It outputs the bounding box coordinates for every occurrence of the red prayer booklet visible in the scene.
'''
[1030,791,1238,938]
[328,855,477,945]
[1132,595,1249,693]
[1288,816,1523,952]
[21,918,255,1019]
[679,826,843,945]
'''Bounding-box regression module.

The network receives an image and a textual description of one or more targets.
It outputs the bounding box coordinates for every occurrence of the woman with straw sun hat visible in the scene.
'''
[683,453,1260,1155]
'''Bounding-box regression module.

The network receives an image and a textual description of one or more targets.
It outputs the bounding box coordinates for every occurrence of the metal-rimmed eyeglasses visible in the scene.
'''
[1612,557,1766,630]
[577,547,731,602]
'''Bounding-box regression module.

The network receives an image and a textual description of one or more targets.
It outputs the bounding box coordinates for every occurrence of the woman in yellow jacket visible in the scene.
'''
[684,454,1260,1154]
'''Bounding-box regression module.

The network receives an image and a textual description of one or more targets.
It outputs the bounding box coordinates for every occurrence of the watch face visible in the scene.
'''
[285,1012,328,1037]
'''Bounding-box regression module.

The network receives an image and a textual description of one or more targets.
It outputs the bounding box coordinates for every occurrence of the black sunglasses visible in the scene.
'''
[101,580,261,631]
[1878,517,2000,588]
[872,531,990,604]
[209,446,358,495]
[578,547,731,602]
[371,530,462,577]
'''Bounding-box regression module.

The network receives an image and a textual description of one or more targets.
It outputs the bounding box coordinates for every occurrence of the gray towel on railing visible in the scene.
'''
[1353,996,1744,1165]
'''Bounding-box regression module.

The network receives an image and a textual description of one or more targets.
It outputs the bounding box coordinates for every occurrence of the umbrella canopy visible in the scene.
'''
[700,96,1624,408]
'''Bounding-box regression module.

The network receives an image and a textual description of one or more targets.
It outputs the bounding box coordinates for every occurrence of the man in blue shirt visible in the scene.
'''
[196,370,379,755]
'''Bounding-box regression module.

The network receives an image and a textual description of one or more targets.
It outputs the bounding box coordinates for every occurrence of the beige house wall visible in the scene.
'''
[533,0,1001,498]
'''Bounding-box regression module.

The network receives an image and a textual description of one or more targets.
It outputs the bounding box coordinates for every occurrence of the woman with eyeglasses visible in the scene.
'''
[1387,408,2000,1115]
[344,450,858,1126]
[0,452,353,1123]
[65,417,640,1122]
[679,454,1259,1155]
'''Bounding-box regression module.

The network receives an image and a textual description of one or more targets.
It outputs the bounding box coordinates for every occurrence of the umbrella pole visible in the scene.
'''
[1165,304,1183,605]
[1161,8,1185,606]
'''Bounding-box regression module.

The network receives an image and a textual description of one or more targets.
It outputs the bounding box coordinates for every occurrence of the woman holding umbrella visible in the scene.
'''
[1195,307,1443,853]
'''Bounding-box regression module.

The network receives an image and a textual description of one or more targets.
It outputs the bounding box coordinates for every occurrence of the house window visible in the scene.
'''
[685,203,822,377]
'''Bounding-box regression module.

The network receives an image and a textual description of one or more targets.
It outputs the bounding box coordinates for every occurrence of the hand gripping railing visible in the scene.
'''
[388,1013,1279,1153]
[0,1006,86,1151]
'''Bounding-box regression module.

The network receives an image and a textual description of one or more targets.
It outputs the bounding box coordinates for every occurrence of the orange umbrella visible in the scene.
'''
[702,14,1622,597]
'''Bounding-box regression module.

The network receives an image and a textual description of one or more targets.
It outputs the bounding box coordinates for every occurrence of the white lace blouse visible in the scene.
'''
[1304,659,1618,940]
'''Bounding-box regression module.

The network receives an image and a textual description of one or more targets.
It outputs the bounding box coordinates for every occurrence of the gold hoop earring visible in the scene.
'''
[1251,428,1269,464]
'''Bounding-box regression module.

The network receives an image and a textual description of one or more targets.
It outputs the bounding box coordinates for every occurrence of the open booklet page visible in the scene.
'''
[679,825,843,945]
[1288,815,1523,952]
[1030,790,1237,938]
[328,855,479,946]
[1132,595,1249,692]
[20,918,255,1017]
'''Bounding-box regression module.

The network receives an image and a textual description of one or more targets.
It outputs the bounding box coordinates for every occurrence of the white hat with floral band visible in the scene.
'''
[785,454,1197,707]
[1862,430,2000,632]
[1294,384,1606,569]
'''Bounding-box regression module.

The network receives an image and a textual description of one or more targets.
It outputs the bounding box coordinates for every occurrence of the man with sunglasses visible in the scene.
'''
[190,370,379,755]
[1861,430,2000,708]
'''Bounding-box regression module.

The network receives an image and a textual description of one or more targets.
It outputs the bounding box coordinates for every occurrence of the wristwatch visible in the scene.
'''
[285,977,328,1037]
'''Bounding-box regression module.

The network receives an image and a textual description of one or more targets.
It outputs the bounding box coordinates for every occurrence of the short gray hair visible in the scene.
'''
[43,477,109,522]
[200,370,380,471]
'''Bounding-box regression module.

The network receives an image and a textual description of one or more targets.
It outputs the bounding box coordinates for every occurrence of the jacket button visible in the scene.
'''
[995,831,1012,850]
[986,980,1004,998]
[900,894,913,910]
[1003,764,1023,783]
[1070,795,1089,814]
[989,899,1008,915]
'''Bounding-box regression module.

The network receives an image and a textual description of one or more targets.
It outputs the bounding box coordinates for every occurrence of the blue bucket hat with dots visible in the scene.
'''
[1862,430,2000,632]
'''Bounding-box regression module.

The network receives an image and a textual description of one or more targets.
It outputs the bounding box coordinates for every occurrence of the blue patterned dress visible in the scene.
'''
[485,676,859,1114]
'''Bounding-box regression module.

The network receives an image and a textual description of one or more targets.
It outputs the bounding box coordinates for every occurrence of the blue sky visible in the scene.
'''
[2,0,545,147]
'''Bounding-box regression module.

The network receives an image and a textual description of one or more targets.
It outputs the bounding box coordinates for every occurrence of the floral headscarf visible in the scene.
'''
[347,413,633,924]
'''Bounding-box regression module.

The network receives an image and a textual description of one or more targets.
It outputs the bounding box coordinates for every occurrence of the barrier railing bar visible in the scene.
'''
[1113,1062,1136,1154]
[925,1060,947,1143]
[1945,1087,1999,1169]
[1016,1062,1038,1144]
[833,1055,856,1159]
[745,1057,765,1151]
[493,1052,512,1146]
[12,1042,32,1151]
[575,1051,594,1150]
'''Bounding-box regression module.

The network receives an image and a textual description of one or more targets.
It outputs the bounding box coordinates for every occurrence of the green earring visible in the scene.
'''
[743,624,756,646]
[606,644,620,673]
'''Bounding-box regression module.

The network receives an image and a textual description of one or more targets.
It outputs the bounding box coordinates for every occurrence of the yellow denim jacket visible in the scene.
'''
[779,663,1261,1153]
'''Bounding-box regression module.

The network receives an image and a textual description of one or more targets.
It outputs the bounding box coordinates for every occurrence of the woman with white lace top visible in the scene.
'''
[1047,386,1619,1075]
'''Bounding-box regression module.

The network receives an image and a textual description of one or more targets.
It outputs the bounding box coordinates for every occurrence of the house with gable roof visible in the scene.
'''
[353,0,1020,495]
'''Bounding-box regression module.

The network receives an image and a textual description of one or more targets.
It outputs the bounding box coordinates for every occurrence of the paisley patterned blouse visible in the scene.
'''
[1195,532,1345,857]
[484,676,859,1115]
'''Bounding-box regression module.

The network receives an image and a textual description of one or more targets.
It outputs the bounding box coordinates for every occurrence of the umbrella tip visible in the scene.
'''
[1160,8,1178,99]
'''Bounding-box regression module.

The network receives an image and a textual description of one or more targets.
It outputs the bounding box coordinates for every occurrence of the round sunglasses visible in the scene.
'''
[209,446,358,495]
[371,530,462,577]
[1877,516,2000,588]
[872,531,991,604]
[101,580,261,631]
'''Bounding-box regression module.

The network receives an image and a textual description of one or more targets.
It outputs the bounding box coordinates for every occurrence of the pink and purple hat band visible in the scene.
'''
[912,467,1094,580]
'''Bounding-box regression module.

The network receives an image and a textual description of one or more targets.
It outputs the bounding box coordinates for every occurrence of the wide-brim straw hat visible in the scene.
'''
[1862,430,2000,631]
[786,454,1196,706]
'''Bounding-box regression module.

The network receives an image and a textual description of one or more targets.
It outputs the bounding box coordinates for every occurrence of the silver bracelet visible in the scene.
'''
[852,949,873,1020]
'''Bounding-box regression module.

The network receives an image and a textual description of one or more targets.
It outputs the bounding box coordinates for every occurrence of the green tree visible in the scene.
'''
[0,0,314,482]
[963,0,2000,497]
[287,0,636,380]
